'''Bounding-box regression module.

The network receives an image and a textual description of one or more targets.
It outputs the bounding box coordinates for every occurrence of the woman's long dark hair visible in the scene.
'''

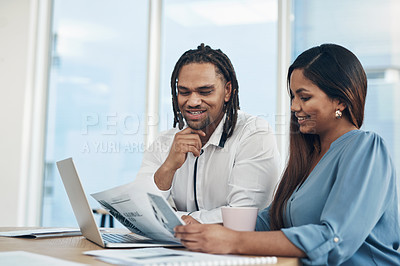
[269,44,368,230]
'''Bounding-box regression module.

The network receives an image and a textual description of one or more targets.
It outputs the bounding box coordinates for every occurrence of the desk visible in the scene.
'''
[0,227,300,265]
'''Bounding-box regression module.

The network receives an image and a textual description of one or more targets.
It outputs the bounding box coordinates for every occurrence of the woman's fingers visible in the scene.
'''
[181,215,200,225]
[175,224,203,234]
[174,224,238,254]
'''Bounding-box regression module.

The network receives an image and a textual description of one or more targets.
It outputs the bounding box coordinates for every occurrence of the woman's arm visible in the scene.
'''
[279,132,397,265]
[174,224,305,257]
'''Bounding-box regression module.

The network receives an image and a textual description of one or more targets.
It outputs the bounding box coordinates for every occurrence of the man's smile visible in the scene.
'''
[185,109,207,120]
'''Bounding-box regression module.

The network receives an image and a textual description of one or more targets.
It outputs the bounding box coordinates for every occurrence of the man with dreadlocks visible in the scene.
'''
[134,44,280,224]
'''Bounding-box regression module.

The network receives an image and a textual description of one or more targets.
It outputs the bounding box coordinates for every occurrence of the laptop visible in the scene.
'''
[56,157,182,248]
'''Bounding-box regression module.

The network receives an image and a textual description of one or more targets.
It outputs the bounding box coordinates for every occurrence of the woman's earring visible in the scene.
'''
[335,109,342,119]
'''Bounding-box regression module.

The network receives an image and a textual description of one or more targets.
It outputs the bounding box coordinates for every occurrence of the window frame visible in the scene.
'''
[25,0,291,226]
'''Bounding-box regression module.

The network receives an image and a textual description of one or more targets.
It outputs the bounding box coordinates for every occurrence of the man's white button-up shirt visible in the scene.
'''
[134,111,281,223]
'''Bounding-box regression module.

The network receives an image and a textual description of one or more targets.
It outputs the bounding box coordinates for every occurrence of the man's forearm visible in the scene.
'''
[154,162,177,190]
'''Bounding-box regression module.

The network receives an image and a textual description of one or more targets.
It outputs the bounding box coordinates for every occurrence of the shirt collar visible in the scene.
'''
[203,114,227,149]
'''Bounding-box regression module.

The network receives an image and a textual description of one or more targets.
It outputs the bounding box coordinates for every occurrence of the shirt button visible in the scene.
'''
[333,237,339,243]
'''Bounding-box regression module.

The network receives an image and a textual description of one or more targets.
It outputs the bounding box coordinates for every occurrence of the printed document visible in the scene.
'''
[91,180,184,243]
[0,251,86,266]
[0,228,81,238]
[85,248,278,265]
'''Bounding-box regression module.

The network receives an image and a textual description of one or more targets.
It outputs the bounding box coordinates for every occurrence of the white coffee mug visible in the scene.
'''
[221,206,258,231]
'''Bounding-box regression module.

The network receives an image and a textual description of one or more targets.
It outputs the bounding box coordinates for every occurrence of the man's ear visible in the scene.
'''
[224,81,232,102]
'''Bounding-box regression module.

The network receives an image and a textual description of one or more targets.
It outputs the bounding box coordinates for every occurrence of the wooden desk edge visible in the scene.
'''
[0,227,301,265]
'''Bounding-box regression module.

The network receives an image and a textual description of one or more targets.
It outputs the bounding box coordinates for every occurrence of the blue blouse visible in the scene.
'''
[256,130,400,265]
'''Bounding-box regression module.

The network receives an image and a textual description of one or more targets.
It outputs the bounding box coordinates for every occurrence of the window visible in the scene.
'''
[159,0,279,131]
[40,0,400,227]
[42,0,148,226]
[292,0,400,173]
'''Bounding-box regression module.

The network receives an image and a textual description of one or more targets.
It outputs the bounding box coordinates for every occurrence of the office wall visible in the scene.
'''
[0,0,32,226]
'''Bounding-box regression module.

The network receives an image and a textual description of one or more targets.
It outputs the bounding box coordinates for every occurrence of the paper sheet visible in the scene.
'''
[0,228,81,238]
[85,247,278,265]
[0,251,87,266]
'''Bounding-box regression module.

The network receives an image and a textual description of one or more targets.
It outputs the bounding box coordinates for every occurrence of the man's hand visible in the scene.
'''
[154,127,206,190]
[165,127,205,170]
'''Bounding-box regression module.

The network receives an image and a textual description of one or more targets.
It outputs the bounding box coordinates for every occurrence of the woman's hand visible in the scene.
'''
[181,215,200,225]
[174,224,240,254]
[175,225,306,257]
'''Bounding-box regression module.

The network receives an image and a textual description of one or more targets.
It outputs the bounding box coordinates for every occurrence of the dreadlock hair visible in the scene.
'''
[170,43,240,140]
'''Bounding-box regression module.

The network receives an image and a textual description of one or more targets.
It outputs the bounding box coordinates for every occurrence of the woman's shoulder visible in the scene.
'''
[355,130,384,139]
[335,130,391,161]
[335,129,386,148]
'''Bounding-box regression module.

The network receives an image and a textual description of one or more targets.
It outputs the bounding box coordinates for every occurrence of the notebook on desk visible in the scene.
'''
[56,158,182,248]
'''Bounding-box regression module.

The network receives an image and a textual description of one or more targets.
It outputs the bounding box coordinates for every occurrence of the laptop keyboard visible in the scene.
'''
[102,233,150,243]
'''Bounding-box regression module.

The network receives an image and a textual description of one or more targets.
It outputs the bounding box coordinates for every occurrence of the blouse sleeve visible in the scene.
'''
[281,132,397,265]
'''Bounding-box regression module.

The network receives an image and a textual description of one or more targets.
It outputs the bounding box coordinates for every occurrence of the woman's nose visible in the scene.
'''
[290,98,300,112]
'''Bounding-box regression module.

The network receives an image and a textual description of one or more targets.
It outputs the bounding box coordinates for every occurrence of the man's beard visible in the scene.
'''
[184,116,210,130]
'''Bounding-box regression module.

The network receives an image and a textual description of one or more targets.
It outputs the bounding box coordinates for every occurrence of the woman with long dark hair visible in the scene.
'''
[175,44,400,265]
